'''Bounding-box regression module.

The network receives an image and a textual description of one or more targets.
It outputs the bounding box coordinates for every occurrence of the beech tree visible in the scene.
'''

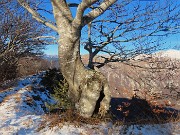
[17,0,180,118]
[18,0,117,118]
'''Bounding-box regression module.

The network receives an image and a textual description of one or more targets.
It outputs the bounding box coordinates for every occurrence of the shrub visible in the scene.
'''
[41,68,64,93]
[48,79,73,111]
[0,57,17,83]
[41,68,73,111]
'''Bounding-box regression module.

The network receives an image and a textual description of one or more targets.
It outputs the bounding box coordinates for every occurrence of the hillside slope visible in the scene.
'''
[82,50,180,109]
[0,73,179,134]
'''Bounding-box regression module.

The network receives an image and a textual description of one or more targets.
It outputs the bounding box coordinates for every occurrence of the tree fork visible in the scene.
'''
[18,0,117,118]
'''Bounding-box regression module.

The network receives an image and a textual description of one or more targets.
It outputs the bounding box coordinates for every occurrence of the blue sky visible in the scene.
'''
[43,0,180,55]
[44,34,180,55]
[44,44,89,55]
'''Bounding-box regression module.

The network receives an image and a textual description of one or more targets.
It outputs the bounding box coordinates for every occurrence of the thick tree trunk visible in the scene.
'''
[58,28,111,117]
[17,0,117,118]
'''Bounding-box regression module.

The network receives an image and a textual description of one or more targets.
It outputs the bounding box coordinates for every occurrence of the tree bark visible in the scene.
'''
[58,26,111,117]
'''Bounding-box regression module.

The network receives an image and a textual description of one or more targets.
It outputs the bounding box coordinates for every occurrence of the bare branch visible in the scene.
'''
[84,0,180,68]
[82,0,117,26]
[68,3,79,7]
[73,0,97,26]
[17,0,58,32]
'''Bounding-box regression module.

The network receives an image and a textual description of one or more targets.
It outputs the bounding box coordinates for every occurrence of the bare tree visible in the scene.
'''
[0,0,50,82]
[18,0,117,118]
[17,0,180,118]
[18,56,50,77]
[83,0,180,68]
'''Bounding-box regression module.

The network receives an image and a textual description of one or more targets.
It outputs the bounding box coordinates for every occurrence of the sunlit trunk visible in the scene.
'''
[58,27,111,117]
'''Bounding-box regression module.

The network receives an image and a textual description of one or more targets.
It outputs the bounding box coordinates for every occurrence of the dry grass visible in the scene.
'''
[3,93,21,103]
[110,95,180,125]
[0,79,18,93]
[37,109,109,131]
[37,97,180,131]
[25,85,34,91]
[14,93,22,103]
[25,95,34,106]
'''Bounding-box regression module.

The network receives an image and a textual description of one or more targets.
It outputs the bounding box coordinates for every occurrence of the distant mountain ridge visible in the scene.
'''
[155,50,180,59]
[134,50,180,60]
[43,55,59,68]
[43,55,58,60]
[44,49,180,61]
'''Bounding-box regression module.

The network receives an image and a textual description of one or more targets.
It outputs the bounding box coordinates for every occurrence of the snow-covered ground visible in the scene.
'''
[0,73,179,135]
[0,73,55,134]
